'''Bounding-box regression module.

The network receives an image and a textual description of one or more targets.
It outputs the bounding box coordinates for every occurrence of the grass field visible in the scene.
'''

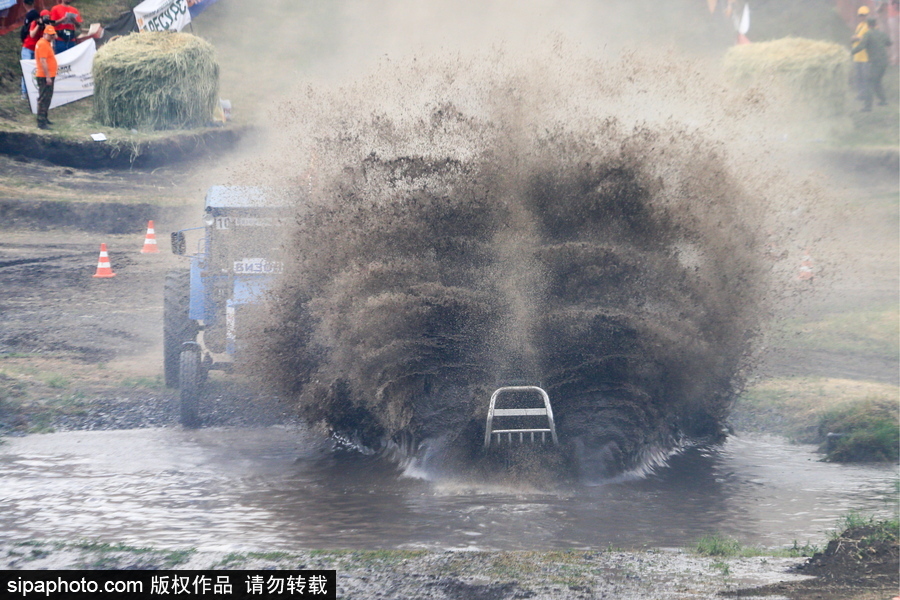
[777,306,899,358]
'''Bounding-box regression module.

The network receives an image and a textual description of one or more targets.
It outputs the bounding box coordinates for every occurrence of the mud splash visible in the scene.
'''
[243,48,796,482]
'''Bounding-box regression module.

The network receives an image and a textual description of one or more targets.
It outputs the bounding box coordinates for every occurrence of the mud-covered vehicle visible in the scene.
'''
[164,186,285,426]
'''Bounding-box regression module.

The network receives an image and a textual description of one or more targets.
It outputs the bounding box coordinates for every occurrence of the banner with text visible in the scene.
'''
[21,39,96,115]
[134,0,191,32]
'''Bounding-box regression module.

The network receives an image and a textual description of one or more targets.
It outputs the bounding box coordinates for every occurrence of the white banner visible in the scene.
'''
[133,0,192,32]
[21,39,96,115]
[739,3,750,35]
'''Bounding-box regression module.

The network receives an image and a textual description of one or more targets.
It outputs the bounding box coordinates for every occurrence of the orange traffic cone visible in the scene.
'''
[93,243,116,278]
[140,220,159,254]
[797,249,813,282]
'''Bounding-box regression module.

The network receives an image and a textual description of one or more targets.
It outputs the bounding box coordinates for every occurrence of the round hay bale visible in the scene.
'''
[723,37,850,117]
[92,32,219,130]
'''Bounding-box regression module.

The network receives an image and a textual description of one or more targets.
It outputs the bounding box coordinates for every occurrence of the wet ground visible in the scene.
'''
[0,539,816,600]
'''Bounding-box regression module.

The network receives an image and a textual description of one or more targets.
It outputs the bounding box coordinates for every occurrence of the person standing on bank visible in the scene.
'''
[20,1,43,98]
[853,17,893,111]
[34,25,58,130]
[851,5,871,100]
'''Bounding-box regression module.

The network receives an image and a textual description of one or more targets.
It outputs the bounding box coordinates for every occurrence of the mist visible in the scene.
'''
[163,0,843,483]
[197,0,740,125]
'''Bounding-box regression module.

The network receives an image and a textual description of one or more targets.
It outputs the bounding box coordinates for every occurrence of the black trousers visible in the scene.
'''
[868,62,887,108]
[37,78,54,126]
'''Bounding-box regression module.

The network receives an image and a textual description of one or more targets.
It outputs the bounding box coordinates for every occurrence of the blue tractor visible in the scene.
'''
[165,186,285,426]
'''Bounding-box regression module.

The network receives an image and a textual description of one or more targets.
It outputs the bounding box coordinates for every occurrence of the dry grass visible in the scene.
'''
[0,355,160,401]
[93,32,219,130]
[777,306,900,359]
[734,376,899,442]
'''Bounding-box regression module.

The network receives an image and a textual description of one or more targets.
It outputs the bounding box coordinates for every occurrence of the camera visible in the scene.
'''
[39,15,51,25]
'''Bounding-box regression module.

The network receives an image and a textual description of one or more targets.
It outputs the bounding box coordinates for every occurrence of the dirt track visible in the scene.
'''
[0,230,169,362]
[0,210,296,431]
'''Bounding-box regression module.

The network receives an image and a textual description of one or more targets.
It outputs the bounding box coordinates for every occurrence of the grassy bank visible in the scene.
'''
[0,90,232,141]
[733,377,899,461]
[0,353,164,434]
[0,0,244,162]
[694,514,899,559]
[0,0,136,89]
[735,303,899,463]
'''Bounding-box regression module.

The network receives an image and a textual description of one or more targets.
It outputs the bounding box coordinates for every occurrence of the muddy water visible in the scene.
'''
[0,428,894,552]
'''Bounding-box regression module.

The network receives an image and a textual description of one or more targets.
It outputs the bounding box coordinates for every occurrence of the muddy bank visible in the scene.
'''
[0,125,248,170]
[0,541,811,600]
[0,384,298,435]
[729,523,899,600]
[0,199,190,234]
[2,537,895,600]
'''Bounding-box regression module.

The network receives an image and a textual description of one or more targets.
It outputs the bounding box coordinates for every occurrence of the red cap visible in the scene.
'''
[40,9,50,16]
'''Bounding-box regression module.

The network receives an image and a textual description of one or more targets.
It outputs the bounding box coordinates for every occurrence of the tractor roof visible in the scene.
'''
[204,186,284,209]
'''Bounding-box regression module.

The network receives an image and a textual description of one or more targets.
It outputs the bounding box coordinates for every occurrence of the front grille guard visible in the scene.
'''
[484,386,559,448]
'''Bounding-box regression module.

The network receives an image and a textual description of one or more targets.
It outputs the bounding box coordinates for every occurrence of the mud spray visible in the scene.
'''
[236,42,819,484]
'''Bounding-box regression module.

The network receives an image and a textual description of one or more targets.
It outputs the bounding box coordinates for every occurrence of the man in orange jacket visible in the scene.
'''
[34,25,58,130]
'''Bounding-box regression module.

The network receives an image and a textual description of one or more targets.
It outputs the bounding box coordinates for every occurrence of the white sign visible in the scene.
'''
[133,0,191,32]
[21,39,96,115]
[233,259,283,275]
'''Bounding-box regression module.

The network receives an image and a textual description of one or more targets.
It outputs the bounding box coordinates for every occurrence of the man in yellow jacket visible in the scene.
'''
[851,5,871,101]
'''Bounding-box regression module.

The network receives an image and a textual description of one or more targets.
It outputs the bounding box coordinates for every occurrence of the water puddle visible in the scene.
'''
[0,428,895,552]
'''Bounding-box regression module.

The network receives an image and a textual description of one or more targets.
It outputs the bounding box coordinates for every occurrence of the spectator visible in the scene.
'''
[19,0,41,98]
[853,17,893,110]
[19,0,40,37]
[851,5,871,100]
[35,25,58,130]
[49,0,82,54]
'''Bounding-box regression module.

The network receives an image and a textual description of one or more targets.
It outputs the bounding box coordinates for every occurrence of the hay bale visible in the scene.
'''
[723,37,850,116]
[92,32,219,130]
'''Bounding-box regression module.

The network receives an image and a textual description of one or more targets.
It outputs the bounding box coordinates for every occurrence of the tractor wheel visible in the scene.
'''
[164,270,198,388]
[179,347,201,428]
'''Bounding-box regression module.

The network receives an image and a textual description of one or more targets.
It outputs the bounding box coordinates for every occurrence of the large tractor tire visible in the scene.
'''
[164,270,199,388]
[179,347,201,428]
